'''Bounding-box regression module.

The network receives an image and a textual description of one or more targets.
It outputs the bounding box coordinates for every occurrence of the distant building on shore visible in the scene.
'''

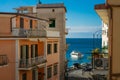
[102,21,108,48]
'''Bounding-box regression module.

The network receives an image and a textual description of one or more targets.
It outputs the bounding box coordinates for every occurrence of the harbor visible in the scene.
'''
[65,38,108,80]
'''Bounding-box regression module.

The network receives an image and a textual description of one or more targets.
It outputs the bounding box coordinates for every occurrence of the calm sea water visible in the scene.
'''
[66,38,102,67]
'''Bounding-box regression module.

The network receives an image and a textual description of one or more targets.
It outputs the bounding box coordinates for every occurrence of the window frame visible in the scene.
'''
[47,66,52,79]
[53,64,58,75]
[49,18,56,28]
[47,43,52,55]
[30,20,33,29]
[54,43,58,53]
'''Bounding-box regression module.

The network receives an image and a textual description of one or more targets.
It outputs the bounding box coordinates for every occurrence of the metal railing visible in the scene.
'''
[19,56,46,68]
[12,28,60,37]
[27,29,46,37]
[12,28,46,37]
[65,28,69,34]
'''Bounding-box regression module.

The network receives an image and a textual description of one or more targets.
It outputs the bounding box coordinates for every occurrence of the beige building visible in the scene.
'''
[36,3,67,80]
[15,3,67,80]
[95,0,120,80]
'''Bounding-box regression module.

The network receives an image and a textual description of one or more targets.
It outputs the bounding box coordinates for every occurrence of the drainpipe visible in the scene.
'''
[108,5,113,80]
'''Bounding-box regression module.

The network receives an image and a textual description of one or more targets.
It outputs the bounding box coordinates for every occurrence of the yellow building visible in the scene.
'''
[95,0,120,80]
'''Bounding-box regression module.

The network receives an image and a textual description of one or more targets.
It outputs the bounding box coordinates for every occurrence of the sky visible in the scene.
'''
[0,0,105,38]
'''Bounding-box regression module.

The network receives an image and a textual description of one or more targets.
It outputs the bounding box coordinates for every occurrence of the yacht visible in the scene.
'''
[70,51,83,58]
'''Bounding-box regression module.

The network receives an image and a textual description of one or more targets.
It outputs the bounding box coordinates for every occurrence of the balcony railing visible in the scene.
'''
[65,28,69,34]
[12,28,60,37]
[12,28,46,37]
[19,56,46,69]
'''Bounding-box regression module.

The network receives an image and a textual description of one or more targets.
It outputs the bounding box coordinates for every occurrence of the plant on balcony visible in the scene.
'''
[102,46,108,54]
[92,48,100,58]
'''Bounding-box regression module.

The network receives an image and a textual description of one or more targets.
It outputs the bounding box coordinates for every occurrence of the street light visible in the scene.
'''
[92,30,102,69]
[93,30,102,49]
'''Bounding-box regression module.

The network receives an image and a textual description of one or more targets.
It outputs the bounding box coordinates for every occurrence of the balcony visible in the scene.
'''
[12,28,60,38]
[65,28,69,34]
[95,4,109,24]
[19,56,47,70]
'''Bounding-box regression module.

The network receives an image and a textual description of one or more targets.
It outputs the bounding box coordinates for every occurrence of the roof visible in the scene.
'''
[95,4,109,9]
[94,4,109,24]
[37,3,67,12]
[0,12,49,22]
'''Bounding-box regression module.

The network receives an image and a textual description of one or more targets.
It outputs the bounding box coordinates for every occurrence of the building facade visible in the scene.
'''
[36,3,67,80]
[15,3,67,80]
[0,12,49,80]
[0,2,67,80]
[95,0,120,80]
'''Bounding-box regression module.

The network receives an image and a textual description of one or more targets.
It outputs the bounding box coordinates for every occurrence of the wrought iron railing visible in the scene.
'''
[65,28,69,34]
[19,56,46,68]
[12,28,46,37]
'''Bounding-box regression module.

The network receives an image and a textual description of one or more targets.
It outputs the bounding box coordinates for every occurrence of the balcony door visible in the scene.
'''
[21,45,29,59]
[20,18,24,28]
[32,69,38,80]
[20,45,29,67]
[22,73,27,80]
[31,44,38,65]
[30,20,33,29]
[31,44,38,58]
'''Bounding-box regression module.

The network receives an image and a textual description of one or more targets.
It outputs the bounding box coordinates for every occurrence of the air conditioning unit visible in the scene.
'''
[94,58,108,69]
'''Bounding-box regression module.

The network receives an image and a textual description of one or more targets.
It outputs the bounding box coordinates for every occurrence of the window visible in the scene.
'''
[54,43,58,53]
[53,64,58,75]
[49,19,55,28]
[47,44,52,54]
[47,66,52,79]
[22,73,27,80]
[30,20,33,29]
[20,17,24,28]
[0,55,8,66]
[52,9,55,12]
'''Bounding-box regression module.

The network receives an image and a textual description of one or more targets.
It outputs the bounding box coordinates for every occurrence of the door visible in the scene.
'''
[22,73,27,80]
[20,45,29,67]
[20,18,24,28]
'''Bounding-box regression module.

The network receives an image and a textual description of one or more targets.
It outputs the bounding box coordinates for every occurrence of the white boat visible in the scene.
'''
[70,51,83,58]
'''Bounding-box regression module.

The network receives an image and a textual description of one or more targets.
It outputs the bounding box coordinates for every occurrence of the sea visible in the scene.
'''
[66,38,102,67]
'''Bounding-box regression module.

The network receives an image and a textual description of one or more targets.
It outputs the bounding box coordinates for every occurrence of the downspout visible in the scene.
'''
[109,5,113,80]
